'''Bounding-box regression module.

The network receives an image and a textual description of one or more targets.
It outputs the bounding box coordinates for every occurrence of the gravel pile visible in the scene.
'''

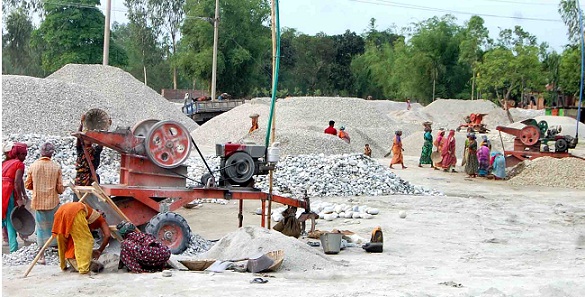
[422,99,511,130]
[2,243,59,266]
[265,201,382,222]
[2,64,197,136]
[508,157,585,189]
[192,97,420,158]
[197,226,342,272]
[182,234,214,256]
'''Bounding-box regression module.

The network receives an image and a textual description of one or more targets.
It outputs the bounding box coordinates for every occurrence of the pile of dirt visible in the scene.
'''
[197,226,342,272]
[508,157,585,189]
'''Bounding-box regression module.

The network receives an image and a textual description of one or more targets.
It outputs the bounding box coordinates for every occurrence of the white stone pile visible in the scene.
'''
[254,153,441,197]
[2,64,197,136]
[182,234,214,256]
[2,244,59,266]
[265,201,381,223]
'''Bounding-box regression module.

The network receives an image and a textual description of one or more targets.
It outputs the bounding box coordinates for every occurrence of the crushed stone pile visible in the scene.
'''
[508,157,585,189]
[421,99,511,131]
[2,243,60,266]
[2,64,197,136]
[192,97,420,158]
[254,154,441,197]
[197,226,342,272]
[265,200,382,222]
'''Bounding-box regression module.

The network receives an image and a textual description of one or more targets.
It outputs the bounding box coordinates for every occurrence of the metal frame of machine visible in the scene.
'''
[496,118,581,167]
[74,119,316,254]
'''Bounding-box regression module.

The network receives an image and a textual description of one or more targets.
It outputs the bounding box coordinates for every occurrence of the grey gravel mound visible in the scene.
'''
[192,97,420,157]
[46,63,197,131]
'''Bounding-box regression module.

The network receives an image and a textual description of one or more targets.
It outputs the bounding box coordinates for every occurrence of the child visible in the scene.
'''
[364,144,372,157]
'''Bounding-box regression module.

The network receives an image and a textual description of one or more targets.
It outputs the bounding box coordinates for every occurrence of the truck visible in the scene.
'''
[182,99,245,124]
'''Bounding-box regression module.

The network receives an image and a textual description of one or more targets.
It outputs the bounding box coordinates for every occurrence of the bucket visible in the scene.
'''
[10,206,35,237]
[320,233,342,254]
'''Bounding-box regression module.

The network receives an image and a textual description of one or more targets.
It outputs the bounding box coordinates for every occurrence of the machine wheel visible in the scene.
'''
[223,151,255,186]
[145,120,192,168]
[131,119,160,138]
[555,138,568,152]
[145,212,191,254]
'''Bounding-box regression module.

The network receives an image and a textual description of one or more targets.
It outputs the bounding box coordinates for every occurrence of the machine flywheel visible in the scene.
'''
[145,120,192,168]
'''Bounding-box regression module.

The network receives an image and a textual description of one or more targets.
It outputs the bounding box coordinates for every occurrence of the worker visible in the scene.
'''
[490,151,506,180]
[324,120,337,136]
[2,142,14,246]
[406,99,412,110]
[480,135,492,150]
[389,131,407,169]
[249,113,260,133]
[440,129,457,173]
[364,144,372,157]
[183,92,193,114]
[477,142,491,177]
[433,129,446,169]
[51,202,110,274]
[338,126,351,144]
[73,114,105,200]
[25,142,65,264]
[117,221,171,273]
[418,122,433,168]
[464,134,479,178]
[2,143,29,253]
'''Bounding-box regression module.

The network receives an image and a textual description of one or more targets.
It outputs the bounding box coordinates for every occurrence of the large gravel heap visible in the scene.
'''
[508,157,585,189]
[197,226,342,272]
[192,97,421,158]
[2,64,197,136]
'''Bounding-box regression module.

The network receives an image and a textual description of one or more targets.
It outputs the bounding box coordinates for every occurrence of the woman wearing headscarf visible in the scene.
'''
[464,134,479,178]
[52,202,110,274]
[477,142,491,177]
[433,129,446,169]
[441,130,457,172]
[490,151,506,180]
[390,131,407,169]
[418,123,433,168]
[2,143,29,252]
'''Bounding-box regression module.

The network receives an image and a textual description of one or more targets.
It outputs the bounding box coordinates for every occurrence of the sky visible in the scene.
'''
[102,0,574,51]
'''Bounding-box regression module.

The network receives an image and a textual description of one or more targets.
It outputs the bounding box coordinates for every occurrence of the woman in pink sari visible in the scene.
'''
[441,130,457,172]
[433,129,445,169]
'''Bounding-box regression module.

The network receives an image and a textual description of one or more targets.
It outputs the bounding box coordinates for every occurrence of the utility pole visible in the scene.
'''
[211,0,220,101]
[102,0,111,65]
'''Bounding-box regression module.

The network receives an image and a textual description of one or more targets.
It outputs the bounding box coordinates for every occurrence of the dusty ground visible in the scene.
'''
[3,154,585,297]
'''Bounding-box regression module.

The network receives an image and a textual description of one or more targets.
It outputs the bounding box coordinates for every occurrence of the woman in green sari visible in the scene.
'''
[418,122,434,168]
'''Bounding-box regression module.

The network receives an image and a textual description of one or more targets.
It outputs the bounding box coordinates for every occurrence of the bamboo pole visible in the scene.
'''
[23,234,56,278]
[267,0,277,230]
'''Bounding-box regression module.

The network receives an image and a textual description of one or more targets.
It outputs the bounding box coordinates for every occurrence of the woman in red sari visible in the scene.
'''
[433,129,445,169]
[441,130,457,172]
[2,143,29,252]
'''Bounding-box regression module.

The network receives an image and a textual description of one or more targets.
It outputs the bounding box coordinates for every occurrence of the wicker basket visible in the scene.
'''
[179,259,216,271]
[265,250,284,272]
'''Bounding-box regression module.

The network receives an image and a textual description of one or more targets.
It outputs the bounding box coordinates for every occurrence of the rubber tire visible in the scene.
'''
[145,212,191,254]
[224,151,255,186]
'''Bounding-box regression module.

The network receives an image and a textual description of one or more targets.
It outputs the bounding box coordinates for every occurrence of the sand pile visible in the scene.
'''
[421,99,511,131]
[192,97,420,157]
[197,226,342,272]
[509,157,585,189]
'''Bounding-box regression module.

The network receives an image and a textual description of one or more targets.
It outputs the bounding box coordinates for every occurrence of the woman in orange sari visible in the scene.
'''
[433,129,445,169]
[441,129,457,172]
[390,131,407,169]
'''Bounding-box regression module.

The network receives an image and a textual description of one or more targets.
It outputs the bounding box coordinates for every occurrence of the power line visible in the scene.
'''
[479,0,558,6]
[347,0,564,23]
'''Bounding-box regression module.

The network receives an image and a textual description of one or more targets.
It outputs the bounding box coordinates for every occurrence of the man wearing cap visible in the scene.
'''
[324,120,337,136]
[52,202,110,274]
[25,142,65,264]
[2,142,29,253]
[117,221,171,273]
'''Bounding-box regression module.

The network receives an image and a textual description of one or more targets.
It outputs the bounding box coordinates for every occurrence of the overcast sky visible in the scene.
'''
[104,0,574,51]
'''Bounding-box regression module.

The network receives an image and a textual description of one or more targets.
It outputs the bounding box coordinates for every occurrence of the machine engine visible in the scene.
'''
[215,142,279,187]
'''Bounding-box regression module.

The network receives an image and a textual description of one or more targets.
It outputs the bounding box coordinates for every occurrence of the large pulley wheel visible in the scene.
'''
[519,125,540,146]
[131,119,161,138]
[555,138,568,152]
[145,120,192,168]
[145,212,191,254]
[223,152,255,185]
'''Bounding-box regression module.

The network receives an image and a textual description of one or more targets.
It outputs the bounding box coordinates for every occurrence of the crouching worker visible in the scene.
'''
[117,221,171,273]
[51,202,110,274]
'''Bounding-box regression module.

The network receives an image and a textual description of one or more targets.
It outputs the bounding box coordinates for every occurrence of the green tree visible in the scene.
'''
[290,33,336,95]
[2,9,43,76]
[178,0,271,97]
[458,16,491,99]
[559,46,581,96]
[329,30,365,95]
[125,0,162,85]
[32,0,127,73]
[559,0,581,45]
